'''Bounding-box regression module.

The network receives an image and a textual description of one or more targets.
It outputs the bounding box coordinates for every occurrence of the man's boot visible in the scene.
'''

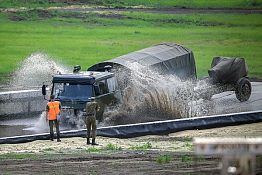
[91,138,98,145]
[57,138,61,142]
[87,138,91,145]
[50,134,54,141]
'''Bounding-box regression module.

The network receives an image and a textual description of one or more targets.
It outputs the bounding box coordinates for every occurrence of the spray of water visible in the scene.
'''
[5,52,214,128]
[9,52,69,89]
[60,110,86,129]
[103,62,209,125]
[24,111,49,132]
[14,53,88,131]
[8,53,70,132]
[25,111,81,132]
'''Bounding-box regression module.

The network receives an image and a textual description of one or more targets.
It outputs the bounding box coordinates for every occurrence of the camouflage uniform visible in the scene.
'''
[85,101,99,145]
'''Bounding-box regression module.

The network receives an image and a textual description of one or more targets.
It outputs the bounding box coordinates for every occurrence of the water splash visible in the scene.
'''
[9,52,69,89]
[4,52,212,128]
[4,53,71,132]
[103,62,208,125]
[24,111,85,132]
[60,110,86,129]
[24,112,49,132]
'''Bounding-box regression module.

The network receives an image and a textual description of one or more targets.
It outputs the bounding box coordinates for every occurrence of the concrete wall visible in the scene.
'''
[0,90,46,118]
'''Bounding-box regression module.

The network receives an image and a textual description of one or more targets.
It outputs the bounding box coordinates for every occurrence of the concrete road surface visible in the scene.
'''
[194,82,262,116]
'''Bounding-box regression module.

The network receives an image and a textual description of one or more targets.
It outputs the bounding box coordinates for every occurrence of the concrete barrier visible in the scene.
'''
[0,89,46,118]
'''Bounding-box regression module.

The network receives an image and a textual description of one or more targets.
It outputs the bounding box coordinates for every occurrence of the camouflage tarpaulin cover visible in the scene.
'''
[88,43,197,80]
[208,57,248,84]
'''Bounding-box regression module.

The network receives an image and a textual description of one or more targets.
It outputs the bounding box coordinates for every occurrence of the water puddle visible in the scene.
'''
[0,112,78,138]
[0,115,44,137]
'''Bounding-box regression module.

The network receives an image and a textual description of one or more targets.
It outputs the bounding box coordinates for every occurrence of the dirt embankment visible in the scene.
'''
[62,6,262,14]
[2,5,262,14]
[0,122,261,174]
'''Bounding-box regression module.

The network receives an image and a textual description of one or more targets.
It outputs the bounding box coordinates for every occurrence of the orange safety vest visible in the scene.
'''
[47,101,60,120]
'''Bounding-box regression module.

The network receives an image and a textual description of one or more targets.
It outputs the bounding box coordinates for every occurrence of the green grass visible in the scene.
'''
[0,153,37,160]
[0,0,64,8]
[86,147,101,153]
[130,142,153,150]
[156,154,172,164]
[1,0,262,9]
[85,143,122,153]
[0,10,261,82]
[105,143,122,151]
[181,155,193,163]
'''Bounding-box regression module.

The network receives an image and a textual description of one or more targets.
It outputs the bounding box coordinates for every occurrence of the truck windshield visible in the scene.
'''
[53,83,93,100]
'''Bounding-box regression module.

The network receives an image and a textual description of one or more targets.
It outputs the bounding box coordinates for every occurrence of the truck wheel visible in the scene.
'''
[235,77,251,102]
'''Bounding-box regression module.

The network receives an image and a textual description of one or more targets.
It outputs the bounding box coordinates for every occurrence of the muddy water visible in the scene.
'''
[0,115,44,137]
[102,63,210,125]
[0,112,74,138]
[104,63,262,126]
[0,124,38,137]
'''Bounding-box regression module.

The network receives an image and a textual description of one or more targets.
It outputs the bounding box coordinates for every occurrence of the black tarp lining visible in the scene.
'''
[0,110,261,144]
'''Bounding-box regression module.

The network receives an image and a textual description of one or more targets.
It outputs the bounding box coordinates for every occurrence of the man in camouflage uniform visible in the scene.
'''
[85,97,99,145]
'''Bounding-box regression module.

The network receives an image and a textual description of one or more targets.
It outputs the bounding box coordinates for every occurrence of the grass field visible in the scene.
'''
[0,9,261,81]
[1,0,262,9]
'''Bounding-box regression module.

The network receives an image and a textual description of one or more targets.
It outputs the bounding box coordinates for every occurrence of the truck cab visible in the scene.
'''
[44,70,121,126]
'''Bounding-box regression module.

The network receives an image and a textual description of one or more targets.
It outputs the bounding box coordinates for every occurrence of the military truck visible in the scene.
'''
[42,43,251,126]
[42,43,197,126]
[42,66,121,126]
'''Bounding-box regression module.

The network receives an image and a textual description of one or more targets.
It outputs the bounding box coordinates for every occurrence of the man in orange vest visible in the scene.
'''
[46,95,61,142]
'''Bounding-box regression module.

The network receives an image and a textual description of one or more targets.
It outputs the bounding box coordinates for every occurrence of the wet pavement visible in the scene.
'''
[0,117,43,137]
[0,114,72,138]
[207,82,262,115]
[0,82,261,138]
[185,82,262,117]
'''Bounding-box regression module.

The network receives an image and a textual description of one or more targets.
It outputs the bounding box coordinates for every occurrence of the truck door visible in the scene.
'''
[95,79,114,106]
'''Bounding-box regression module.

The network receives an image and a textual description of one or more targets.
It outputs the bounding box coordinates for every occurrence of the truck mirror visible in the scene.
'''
[73,65,81,73]
[42,85,47,96]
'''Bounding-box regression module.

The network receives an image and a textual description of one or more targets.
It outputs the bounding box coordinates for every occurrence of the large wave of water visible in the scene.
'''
[9,52,69,90]
[102,62,212,125]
